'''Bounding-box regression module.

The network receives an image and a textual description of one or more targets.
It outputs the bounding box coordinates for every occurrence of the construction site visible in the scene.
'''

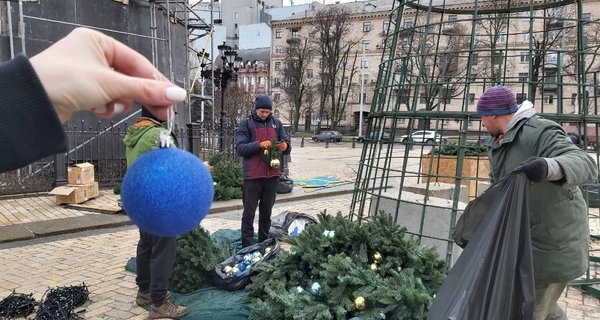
[0,0,217,195]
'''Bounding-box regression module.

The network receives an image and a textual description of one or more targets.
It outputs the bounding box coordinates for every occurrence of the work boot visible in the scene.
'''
[149,299,188,319]
[135,291,171,307]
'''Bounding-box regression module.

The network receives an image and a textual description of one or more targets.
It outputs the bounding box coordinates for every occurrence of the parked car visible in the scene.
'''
[312,131,343,142]
[400,130,445,144]
[356,131,391,143]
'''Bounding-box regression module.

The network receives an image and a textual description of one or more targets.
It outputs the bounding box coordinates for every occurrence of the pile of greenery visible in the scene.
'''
[431,141,488,157]
[245,213,447,320]
[209,153,243,201]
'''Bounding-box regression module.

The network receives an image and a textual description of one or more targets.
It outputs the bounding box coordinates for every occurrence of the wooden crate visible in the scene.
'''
[420,155,490,201]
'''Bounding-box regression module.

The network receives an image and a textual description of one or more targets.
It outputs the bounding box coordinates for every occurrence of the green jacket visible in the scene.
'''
[483,106,597,283]
[123,117,178,168]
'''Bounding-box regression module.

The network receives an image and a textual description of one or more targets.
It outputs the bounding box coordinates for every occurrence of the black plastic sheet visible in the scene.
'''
[277,174,294,194]
[428,173,535,320]
[269,211,318,240]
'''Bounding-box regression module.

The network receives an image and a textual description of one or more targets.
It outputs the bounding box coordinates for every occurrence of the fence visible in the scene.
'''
[0,121,239,196]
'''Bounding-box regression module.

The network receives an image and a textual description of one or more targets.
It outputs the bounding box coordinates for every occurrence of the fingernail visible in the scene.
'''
[93,106,107,114]
[114,103,125,114]
[166,87,187,102]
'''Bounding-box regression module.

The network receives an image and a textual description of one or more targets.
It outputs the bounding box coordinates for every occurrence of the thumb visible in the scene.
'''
[109,73,187,107]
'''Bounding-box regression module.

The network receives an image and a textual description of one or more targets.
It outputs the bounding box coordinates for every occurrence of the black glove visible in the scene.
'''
[515,157,548,183]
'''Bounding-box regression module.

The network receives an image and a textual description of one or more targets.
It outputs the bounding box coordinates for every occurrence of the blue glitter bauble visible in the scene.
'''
[121,147,214,237]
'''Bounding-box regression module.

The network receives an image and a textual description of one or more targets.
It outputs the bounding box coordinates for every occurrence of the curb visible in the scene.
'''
[0,188,356,244]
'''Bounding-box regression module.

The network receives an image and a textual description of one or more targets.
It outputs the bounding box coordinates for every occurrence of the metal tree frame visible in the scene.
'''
[350,0,600,298]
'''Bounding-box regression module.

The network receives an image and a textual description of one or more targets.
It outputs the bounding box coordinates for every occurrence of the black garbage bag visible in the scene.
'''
[269,211,318,240]
[213,238,281,291]
[428,173,535,320]
[277,174,294,194]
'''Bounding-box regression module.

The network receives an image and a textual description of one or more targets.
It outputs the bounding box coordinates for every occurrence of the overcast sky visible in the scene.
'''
[282,0,359,6]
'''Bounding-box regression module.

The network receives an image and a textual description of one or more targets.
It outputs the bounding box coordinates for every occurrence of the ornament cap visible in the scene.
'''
[158,130,174,148]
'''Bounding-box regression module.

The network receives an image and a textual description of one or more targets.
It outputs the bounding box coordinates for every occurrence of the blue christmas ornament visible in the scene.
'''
[238,262,247,272]
[121,139,214,237]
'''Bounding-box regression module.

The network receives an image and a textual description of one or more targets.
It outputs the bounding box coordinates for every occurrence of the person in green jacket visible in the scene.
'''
[123,107,188,319]
[477,86,598,320]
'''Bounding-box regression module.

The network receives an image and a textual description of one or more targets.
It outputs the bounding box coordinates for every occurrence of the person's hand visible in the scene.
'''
[259,141,272,149]
[515,157,548,183]
[276,142,288,151]
[29,27,187,123]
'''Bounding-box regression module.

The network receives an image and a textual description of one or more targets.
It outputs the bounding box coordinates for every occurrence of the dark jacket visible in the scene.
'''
[0,54,67,173]
[235,110,291,180]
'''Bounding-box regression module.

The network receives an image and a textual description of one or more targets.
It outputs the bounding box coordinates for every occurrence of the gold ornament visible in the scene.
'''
[264,149,269,155]
[370,263,378,270]
[270,159,281,168]
[252,257,261,264]
[354,297,366,310]
[373,252,382,262]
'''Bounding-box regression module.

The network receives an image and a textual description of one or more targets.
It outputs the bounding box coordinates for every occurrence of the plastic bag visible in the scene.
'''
[213,238,281,291]
[428,173,535,320]
[277,174,294,194]
[269,211,318,240]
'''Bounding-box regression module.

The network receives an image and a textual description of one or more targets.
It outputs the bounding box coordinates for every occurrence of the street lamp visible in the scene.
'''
[200,42,242,152]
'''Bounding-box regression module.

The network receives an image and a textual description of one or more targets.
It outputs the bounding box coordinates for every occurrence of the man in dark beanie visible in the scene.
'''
[476,86,597,319]
[123,107,188,319]
[235,94,291,247]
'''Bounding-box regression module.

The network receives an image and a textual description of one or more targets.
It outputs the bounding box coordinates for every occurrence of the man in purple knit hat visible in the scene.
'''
[478,85,597,320]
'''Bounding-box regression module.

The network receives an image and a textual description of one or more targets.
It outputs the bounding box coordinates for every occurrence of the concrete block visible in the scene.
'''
[369,190,467,266]
[403,182,469,203]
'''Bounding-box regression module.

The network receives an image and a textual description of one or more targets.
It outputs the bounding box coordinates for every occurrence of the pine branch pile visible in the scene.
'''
[209,153,243,201]
[245,213,447,320]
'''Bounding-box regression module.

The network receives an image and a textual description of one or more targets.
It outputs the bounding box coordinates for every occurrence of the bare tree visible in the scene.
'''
[312,5,361,130]
[395,19,471,129]
[282,37,315,132]
[213,85,255,128]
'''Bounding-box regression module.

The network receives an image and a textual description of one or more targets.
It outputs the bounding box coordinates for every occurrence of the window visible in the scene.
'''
[522,31,530,42]
[519,72,529,82]
[343,77,349,85]
[308,53,314,61]
[259,77,265,85]
[361,59,369,68]
[472,53,479,65]
[571,93,577,105]
[516,93,527,104]
[520,52,529,63]
[543,95,554,104]
[362,40,370,51]
[309,32,316,41]
[469,73,477,81]
[424,65,431,75]
[469,93,475,105]
[448,15,457,24]
[363,22,372,32]
[242,77,247,84]
[361,76,368,85]
[274,78,281,87]
[307,69,314,78]
[275,45,283,54]
[497,33,506,43]
[419,93,427,103]
[383,21,390,33]
[234,34,238,39]
[583,13,592,21]
[235,23,238,29]
[273,93,280,101]
[403,19,413,28]
[291,28,299,39]
[275,62,281,71]
[276,29,282,38]
[362,93,368,103]
[235,12,238,19]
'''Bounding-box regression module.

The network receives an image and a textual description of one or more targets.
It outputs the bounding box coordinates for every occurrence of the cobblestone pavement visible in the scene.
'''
[0,195,599,319]
[0,196,352,320]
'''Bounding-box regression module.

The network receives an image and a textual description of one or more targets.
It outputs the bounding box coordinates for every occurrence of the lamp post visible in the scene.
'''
[200,42,243,152]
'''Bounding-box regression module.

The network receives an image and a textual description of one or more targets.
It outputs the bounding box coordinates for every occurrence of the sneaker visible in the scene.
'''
[135,291,172,307]
[149,299,188,319]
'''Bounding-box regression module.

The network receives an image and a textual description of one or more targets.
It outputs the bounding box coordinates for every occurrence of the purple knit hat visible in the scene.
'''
[477,86,518,116]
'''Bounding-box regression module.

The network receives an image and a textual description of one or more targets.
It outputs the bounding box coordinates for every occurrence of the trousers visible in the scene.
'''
[533,281,568,320]
[135,230,177,306]
[241,177,279,247]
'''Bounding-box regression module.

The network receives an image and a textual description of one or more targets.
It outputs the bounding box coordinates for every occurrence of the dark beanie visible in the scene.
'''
[477,86,518,116]
[255,94,273,110]
[141,106,160,121]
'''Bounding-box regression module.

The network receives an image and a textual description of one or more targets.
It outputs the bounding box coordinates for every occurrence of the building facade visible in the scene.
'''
[221,0,284,49]
[236,48,271,95]
[269,0,600,132]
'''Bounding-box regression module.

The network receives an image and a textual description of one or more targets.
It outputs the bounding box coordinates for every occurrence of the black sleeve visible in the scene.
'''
[0,54,67,173]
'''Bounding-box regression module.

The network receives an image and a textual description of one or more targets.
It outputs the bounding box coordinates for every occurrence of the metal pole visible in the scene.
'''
[210,0,215,134]
[201,78,205,123]
[220,72,227,152]
[166,0,173,81]
[18,0,25,54]
[7,2,14,59]
[359,44,365,136]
